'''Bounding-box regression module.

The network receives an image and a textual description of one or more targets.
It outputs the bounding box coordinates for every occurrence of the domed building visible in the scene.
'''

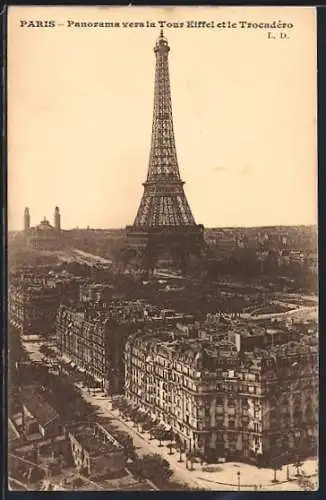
[24,207,66,250]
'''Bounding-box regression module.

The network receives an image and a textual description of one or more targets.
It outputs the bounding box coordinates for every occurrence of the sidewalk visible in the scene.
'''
[80,389,203,489]
[80,389,318,491]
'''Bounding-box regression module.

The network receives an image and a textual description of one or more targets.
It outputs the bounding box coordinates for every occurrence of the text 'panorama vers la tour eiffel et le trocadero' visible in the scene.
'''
[19,19,295,30]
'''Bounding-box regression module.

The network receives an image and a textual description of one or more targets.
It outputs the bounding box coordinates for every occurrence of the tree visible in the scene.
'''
[114,431,135,460]
[270,455,283,483]
[118,401,133,420]
[186,450,195,470]
[168,441,174,455]
[132,410,147,429]
[142,421,153,436]
[133,454,172,483]
[128,408,142,427]
[152,427,166,447]
[113,399,128,415]
[175,435,185,463]
[142,417,153,430]
[293,455,303,477]
[165,429,174,455]
[280,450,291,481]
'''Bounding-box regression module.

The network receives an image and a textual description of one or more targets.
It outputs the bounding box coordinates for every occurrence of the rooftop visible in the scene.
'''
[72,426,122,457]
[20,386,60,427]
[129,332,317,366]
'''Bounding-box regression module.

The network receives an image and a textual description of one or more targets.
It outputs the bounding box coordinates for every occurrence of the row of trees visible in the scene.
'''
[112,399,199,469]
[131,453,173,485]
[112,398,317,490]
[204,253,316,291]
[30,362,97,423]
[264,438,316,485]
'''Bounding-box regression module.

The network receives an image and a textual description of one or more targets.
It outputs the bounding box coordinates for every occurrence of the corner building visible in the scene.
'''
[125,335,317,463]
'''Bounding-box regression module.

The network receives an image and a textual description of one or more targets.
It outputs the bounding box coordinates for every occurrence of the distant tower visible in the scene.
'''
[54,206,61,230]
[123,31,204,271]
[24,207,30,231]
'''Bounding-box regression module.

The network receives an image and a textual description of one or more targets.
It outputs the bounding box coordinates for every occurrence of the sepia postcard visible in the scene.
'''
[7,5,318,492]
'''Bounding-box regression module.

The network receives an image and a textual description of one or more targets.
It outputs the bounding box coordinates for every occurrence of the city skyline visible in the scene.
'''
[8,6,317,231]
[10,213,318,233]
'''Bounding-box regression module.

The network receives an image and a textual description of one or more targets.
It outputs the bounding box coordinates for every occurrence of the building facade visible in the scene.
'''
[79,283,113,305]
[68,423,125,477]
[125,334,317,464]
[56,304,138,394]
[9,282,61,335]
[22,207,65,250]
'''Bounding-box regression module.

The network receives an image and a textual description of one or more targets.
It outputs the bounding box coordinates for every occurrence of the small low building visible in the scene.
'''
[20,387,62,440]
[68,423,125,477]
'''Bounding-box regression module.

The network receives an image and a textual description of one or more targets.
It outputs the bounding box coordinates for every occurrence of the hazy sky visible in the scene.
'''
[8,6,317,230]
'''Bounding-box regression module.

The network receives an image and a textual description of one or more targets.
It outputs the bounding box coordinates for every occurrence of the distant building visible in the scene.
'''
[79,283,113,305]
[226,324,291,352]
[48,276,81,306]
[9,281,61,335]
[23,207,66,250]
[27,217,63,250]
[125,334,317,464]
[306,251,318,275]
[68,422,125,477]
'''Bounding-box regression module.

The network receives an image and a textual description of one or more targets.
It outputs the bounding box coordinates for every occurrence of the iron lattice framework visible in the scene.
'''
[125,31,204,270]
[133,31,196,228]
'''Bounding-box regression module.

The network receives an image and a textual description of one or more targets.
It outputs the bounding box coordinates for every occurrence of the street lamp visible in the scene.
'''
[237,471,241,491]
[286,461,290,481]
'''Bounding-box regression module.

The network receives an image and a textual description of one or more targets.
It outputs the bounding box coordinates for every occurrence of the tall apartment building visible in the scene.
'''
[9,283,60,335]
[56,304,139,394]
[8,269,82,336]
[125,333,317,464]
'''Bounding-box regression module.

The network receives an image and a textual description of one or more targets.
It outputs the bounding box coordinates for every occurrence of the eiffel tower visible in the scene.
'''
[123,31,204,271]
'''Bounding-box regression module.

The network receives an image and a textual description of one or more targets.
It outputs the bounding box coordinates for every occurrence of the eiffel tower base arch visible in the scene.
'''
[119,225,205,274]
